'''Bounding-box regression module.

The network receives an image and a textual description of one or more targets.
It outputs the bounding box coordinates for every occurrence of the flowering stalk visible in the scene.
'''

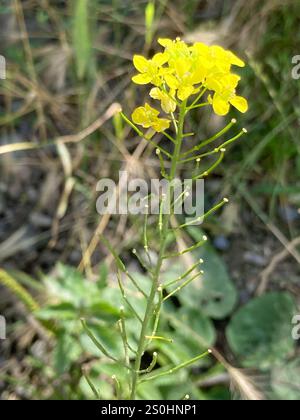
[84,38,248,400]
[130,99,187,399]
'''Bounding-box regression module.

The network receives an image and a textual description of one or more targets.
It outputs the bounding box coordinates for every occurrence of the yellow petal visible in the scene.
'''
[133,55,149,73]
[152,118,170,132]
[161,96,176,114]
[158,38,173,48]
[210,45,226,60]
[152,53,169,66]
[149,87,162,100]
[230,96,248,113]
[132,74,152,85]
[132,107,147,125]
[164,74,179,89]
[145,103,160,118]
[220,74,241,90]
[190,66,207,84]
[174,58,190,78]
[227,51,245,67]
[213,95,230,116]
[192,42,209,56]
[205,77,223,92]
[178,85,194,101]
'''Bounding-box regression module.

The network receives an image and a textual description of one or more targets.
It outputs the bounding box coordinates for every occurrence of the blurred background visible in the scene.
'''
[0,0,299,400]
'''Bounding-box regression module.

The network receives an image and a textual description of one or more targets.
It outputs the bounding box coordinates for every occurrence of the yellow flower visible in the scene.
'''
[132,103,170,132]
[209,45,245,69]
[131,38,248,119]
[192,43,245,71]
[208,74,248,116]
[132,53,169,86]
[150,87,177,114]
[158,38,191,61]
[163,61,201,101]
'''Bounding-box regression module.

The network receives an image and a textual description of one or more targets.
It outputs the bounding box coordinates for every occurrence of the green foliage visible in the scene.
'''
[163,227,237,320]
[226,292,297,369]
[31,264,216,399]
[271,359,300,400]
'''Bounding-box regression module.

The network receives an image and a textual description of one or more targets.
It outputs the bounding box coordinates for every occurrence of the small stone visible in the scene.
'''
[214,235,230,251]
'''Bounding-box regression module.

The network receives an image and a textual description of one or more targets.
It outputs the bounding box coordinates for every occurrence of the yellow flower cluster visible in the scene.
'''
[131,38,248,132]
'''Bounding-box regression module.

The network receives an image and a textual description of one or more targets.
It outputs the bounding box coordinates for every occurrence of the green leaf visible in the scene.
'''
[163,382,206,400]
[226,292,296,369]
[44,264,120,322]
[36,302,76,321]
[79,369,113,400]
[101,272,149,320]
[80,323,123,359]
[88,301,120,321]
[44,264,91,306]
[53,334,81,374]
[164,227,237,319]
[138,381,163,400]
[72,0,92,80]
[271,359,300,400]
[152,307,214,382]
[85,360,130,400]
[167,307,216,349]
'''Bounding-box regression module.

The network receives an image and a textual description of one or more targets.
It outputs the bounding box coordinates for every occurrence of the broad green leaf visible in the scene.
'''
[166,307,216,349]
[53,333,81,374]
[93,362,131,399]
[163,227,237,319]
[138,381,163,400]
[163,382,206,401]
[226,292,296,369]
[156,332,211,372]
[88,302,120,321]
[101,272,150,320]
[44,264,92,305]
[79,374,113,400]
[271,359,300,400]
[80,323,123,359]
[44,264,120,322]
[36,302,76,321]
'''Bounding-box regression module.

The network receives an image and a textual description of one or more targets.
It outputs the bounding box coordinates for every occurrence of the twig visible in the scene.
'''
[0,103,121,156]
[256,236,300,296]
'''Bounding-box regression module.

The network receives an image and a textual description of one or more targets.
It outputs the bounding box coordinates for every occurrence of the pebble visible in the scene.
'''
[213,235,230,251]
[243,251,267,267]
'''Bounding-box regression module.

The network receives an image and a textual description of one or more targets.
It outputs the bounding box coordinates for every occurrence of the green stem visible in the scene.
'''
[140,350,210,383]
[130,100,187,399]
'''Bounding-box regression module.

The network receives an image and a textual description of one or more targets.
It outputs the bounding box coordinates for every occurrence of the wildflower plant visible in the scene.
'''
[82,38,248,400]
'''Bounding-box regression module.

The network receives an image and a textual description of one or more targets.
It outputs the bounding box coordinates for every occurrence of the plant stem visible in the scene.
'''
[130,101,187,399]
